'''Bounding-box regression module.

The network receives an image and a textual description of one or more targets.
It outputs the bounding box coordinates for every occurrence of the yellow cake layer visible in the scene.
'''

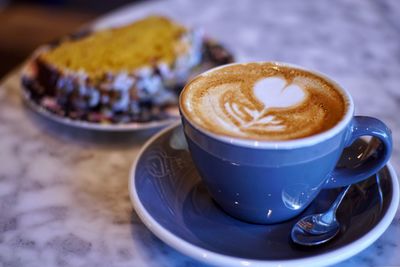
[40,16,188,77]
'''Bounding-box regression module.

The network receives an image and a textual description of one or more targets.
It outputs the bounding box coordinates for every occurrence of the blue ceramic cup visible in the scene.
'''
[179,62,392,224]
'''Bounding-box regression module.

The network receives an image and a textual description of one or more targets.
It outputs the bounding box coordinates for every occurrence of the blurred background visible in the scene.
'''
[0,0,142,78]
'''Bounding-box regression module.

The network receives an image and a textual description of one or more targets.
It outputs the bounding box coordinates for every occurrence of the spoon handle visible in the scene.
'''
[331,185,351,213]
[321,185,351,223]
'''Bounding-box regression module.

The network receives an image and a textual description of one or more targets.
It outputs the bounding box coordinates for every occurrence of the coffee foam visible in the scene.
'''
[180,63,347,141]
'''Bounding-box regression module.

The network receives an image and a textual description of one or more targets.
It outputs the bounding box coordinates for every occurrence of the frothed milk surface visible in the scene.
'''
[180,63,347,141]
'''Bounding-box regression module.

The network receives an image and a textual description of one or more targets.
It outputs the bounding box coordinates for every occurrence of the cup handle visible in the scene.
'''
[324,116,392,189]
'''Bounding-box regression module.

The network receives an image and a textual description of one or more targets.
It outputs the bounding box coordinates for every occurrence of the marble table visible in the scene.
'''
[1,0,400,266]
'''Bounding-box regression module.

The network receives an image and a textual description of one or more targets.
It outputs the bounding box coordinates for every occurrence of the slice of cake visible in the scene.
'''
[22,16,233,123]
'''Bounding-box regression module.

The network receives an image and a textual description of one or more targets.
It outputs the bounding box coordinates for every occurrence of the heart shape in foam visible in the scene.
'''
[253,77,305,110]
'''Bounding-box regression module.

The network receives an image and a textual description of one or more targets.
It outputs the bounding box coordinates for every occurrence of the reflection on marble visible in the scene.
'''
[0,0,400,266]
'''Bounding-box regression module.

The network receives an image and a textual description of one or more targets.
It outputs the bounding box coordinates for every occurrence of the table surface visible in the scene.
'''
[1,0,400,266]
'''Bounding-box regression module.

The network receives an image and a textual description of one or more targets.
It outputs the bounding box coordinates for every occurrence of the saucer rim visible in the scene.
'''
[129,121,400,267]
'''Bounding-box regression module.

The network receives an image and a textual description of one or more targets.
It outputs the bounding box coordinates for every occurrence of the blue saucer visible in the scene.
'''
[130,122,399,267]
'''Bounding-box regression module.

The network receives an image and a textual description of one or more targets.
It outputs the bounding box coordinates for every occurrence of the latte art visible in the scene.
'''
[236,77,306,131]
[180,63,347,140]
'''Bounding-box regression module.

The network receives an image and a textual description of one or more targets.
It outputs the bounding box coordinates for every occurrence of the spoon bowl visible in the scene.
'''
[291,225,340,246]
[291,185,351,246]
[291,213,341,246]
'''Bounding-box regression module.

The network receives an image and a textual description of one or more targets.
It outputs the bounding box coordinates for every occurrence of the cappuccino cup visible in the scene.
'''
[179,62,392,224]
